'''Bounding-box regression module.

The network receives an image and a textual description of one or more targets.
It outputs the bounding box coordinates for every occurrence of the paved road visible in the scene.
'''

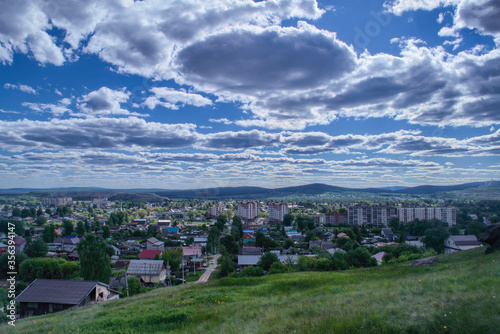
[194,254,220,284]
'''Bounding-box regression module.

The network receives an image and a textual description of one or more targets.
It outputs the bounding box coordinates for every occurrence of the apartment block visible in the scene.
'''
[208,203,226,219]
[397,207,456,226]
[42,196,73,208]
[347,205,396,226]
[268,202,288,223]
[237,200,259,221]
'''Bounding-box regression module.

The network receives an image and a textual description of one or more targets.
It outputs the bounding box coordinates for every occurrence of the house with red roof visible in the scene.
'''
[139,249,163,260]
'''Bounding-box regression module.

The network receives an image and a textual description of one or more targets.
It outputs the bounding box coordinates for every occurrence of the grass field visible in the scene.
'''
[3,247,499,333]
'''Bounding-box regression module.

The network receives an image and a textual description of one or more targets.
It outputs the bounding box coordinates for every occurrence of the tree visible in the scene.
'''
[231,216,243,240]
[258,252,279,271]
[220,235,239,255]
[36,208,44,217]
[269,262,293,274]
[62,219,74,236]
[219,255,237,277]
[35,216,48,226]
[347,247,377,268]
[465,221,485,237]
[127,277,143,296]
[448,225,460,236]
[21,208,31,218]
[283,214,294,227]
[241,266,264,277]
[215,215,227,232]
[24,238,48,258]
[77,234,112,283]
[19,258,79,282]
[42,224,57,243]
[76,221,86,236]
[422,227,450,254]
[207,227,220,254]
[283,239,294,249]
[161,248,183,271]
[12,207,21,217]
[103,225,111,239]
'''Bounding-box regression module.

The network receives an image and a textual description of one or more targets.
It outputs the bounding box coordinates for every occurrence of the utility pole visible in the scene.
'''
[182,262,185,284]
[125,273,129,297]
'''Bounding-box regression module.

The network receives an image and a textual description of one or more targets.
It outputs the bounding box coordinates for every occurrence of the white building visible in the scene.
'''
[444,235,482,253]
[397,207,456,226]
[268,202,288,223]
[42,197,72,208]
[208,203,226,219]
[347,205,395,226]
[237,200,259,221]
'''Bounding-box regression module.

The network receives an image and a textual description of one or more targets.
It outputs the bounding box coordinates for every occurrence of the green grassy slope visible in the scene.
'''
[4,247,500,334]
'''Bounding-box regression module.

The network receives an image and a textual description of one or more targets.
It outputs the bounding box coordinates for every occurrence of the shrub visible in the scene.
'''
[241,266,265,277]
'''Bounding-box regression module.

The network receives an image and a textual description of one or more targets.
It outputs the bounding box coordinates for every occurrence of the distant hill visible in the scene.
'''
[1,181,498,199]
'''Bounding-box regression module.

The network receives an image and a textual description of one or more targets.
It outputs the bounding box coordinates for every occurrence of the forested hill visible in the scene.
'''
[1,181,499,200]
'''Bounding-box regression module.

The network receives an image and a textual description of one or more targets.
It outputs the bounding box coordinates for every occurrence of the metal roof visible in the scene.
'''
[127,260,164,275]
[15,279,99,305]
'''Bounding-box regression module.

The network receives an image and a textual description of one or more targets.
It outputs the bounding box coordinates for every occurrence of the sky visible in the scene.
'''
[0,0,500,190]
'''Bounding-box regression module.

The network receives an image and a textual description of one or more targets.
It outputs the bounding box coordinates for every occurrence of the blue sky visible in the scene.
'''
[1,0,500,189]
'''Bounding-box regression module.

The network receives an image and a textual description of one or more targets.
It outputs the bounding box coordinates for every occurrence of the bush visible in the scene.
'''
[269,262,293,275]
[347,247,377,268]
[241,266,265,277]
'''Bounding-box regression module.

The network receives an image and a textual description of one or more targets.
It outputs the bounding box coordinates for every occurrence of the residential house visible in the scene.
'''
[112,261,129,271]
[0,242,7,255]
[53,237,80,252]
[405,236,424,248]
[146,237,165,251]
[327,248,347,255]
[108,275,127,291]
[193,237,207,247]
[182,246,202,263]
[109,225,122,233]
[188,258,205,268]
[14,236,26,253]
[237,254,310,269]
[126,260,167,285]
[15,279,119,317]
[309,240,321,248]
[139,249,163,260]
[444,235,482,254]
[108,244,121,256]
[321,241,335,250]
[242,233,255,245]
[241,247,262,255]
[381,228,393,238]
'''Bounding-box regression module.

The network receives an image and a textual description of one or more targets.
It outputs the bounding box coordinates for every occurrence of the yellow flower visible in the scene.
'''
[444,326,447,329]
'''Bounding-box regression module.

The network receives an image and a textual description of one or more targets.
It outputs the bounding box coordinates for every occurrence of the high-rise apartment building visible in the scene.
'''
[42,196,73,208]
[397,207,456,226]
[347,205,396,226]
[268,202,288,222]
[237,200,259,221]
[208,203,226,219]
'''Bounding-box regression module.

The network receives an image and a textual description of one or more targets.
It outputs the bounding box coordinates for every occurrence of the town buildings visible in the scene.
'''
[268,202,288,223]
[347,205,395,226]
[237,200,259,221]
[42,196,72,208]
[208,203,226,219]
[397,207,456,226]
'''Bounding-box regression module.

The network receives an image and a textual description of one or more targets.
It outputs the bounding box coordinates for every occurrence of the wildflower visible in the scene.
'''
[444,326,447,329]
